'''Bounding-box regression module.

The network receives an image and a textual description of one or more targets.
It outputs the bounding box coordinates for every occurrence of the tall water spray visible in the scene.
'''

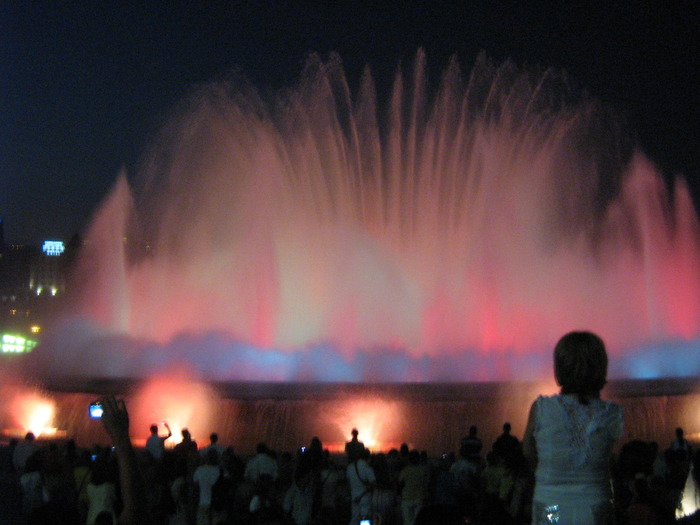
[34,52,700,383]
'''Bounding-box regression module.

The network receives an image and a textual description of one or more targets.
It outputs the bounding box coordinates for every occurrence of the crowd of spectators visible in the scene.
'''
[2,410,700,525]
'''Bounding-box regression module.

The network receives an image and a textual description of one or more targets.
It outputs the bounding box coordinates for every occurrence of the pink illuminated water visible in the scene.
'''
[31,52,700,383]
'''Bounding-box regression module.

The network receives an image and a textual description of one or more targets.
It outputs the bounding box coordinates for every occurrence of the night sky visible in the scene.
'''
[2,1,699,245]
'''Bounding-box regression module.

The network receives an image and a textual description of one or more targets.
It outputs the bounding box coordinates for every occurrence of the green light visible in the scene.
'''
[1,333,38,354]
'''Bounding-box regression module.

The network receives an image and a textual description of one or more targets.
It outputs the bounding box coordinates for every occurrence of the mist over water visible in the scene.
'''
[31,52,700,383]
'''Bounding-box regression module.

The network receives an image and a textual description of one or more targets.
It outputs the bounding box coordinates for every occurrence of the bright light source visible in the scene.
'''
[42,240,65,256]
[1,333,38,353]
[130,368,217,447]
[6,389,56,437]
[328,397,405,452]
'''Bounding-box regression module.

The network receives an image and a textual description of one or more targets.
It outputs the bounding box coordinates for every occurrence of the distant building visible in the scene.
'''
[30,241,68,297]
[0,233,80,354]
[0,243,34,299]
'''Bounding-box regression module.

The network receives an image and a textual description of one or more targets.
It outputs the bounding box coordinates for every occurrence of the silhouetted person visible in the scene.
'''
[200,432,225,463]
[318,452,344,524]
[284,454,315,525]
[145,422,171,462]
[221,446,245,484]
[493,422,520,460]
[451,434,481,521]
[670,427,692,462]
[13,432,37,474]
[667,427,693,508]
[345,428,365,462]
[370,453,399,525]
[193,448,221,525]
[461,426,483,460]
[173,428,198,460]
[347,448,375,525]
[245,443,278,486]
[86,455,117,525]
[399,442,410,468]
[306,436,324,470]
[398,450,430,525]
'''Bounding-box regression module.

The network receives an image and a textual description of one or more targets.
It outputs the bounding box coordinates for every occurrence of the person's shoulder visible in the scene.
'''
[600,398,622,414]
[532,394,557,409]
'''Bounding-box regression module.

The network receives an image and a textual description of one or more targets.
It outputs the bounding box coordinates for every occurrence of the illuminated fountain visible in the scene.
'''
[0,376,62,439]
[15,52,700,452]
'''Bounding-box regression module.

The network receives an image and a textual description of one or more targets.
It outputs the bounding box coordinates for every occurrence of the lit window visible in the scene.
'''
[42,241,65,256]
[1,333,38,353]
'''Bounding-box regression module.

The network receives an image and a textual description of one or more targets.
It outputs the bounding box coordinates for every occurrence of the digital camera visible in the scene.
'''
[89,401,103,419]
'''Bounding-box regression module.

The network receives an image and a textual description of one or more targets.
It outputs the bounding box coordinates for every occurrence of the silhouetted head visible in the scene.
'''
[150,424,158,434]
[351,428,358,439]
[676,427,685,439]
[554,331,608,403]
[181,428,191,441]
[210,432,218,444]
[503,422,511,434]
[25,432,35,441]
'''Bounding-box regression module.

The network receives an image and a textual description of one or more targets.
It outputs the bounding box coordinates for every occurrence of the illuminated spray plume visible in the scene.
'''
[31,52,700,383]
[325,397,406,452]
[0,379,57,437]
[129,368,217,446]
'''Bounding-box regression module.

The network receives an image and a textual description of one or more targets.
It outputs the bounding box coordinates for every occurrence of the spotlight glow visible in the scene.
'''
[327,397,405,453]
[5,388,57,436]
[129,367,218,447]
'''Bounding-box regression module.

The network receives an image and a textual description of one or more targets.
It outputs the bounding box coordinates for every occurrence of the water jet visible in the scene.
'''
[14,52,700,452]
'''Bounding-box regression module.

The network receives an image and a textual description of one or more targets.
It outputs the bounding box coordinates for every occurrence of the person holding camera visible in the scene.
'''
[145,421,172,462]
[98,395,149,524]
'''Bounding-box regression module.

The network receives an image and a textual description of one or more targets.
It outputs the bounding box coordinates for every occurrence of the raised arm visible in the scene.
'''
[100,395,149,524]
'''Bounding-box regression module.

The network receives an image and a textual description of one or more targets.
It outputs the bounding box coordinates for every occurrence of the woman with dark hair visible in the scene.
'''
[523,331,623,524]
